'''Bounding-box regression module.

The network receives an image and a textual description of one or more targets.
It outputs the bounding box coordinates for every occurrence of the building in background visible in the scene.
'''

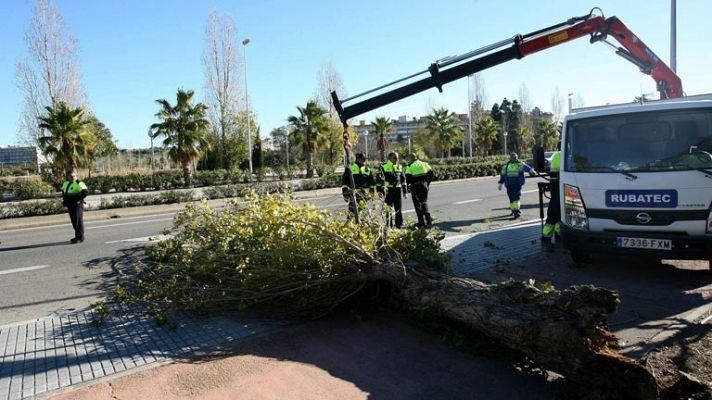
[0,146,39,170]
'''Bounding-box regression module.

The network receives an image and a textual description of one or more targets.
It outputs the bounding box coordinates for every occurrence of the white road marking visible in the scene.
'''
[0,265,50,275]
[1,213,178,233]
[453,198,482,205]
[522,189,539,194]
[87,217,174,230]
[402,209,416,214]
[105,235,171,244]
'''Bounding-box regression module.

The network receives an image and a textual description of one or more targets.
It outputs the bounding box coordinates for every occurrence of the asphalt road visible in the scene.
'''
[0,176,546,325]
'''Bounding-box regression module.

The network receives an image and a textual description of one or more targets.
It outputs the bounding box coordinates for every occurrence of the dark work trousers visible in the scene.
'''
[545,179,560,227]
[67,202,84,240]
[410,183,431,226]
[384,189,403,228]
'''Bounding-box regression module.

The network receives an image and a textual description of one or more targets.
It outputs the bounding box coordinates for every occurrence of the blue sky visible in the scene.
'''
[0,0,710,148]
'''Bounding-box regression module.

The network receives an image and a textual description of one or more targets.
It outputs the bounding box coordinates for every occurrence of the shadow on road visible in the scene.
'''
[80,246,147,294]
[0,240,68,252]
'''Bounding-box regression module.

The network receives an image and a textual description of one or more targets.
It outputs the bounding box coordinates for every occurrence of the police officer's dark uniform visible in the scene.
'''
[377,152,407,228]
[341,153,375,217]
[61,171,89,243]
[405,154,434,228]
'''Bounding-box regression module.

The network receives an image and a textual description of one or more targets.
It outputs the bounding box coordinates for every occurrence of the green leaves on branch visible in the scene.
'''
[112,193,450,319]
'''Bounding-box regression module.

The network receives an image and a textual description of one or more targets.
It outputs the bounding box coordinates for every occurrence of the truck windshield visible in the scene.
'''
[565,108,712,173]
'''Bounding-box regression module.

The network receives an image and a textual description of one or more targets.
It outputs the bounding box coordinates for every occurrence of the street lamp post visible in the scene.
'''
[362,129,369,159]
[467,74,473,158]
[501,112,508,155]
[285,127,290,170]
[242,38,253,182]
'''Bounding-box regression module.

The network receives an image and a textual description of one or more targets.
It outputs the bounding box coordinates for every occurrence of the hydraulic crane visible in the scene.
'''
[331,8,683,125]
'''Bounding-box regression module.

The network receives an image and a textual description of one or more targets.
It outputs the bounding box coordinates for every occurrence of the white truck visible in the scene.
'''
[332,9,711,266]
[560,94,712,266]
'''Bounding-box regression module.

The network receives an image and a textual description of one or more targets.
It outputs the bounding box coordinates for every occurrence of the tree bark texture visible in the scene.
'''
[370,264,660,399]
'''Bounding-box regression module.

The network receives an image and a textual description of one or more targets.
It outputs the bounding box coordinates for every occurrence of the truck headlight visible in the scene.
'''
[564,184,588,230]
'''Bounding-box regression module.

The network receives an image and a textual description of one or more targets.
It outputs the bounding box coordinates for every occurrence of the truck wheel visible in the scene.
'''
[571,250,590,265]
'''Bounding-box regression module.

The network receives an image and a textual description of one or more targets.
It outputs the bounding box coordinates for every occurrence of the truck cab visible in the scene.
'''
[560,94,712,265]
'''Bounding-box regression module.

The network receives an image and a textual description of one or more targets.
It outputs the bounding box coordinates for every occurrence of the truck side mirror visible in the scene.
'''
[532,145,546,172]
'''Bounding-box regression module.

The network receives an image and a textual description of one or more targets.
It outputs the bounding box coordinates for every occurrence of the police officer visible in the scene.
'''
[377,152,407,228]
[61,170,89,243]
[542,143,562,242]
[341,153,375,217]
[405,153,434,228]
[498,152,536,219]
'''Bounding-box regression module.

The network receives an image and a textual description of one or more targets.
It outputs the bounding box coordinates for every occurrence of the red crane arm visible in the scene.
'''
[518,16,682,99]
[332,10,683,124]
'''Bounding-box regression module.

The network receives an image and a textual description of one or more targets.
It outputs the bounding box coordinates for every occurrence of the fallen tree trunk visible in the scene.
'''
[370,263,660,399]
[118,197,663,398]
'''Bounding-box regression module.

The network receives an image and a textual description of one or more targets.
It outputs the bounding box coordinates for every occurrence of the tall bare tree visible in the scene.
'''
[518,83,533,134]
[470,73,487,122]
[16,0,88,147]
[550,86,564,123]
[202,10,242,169]
[315,60,345,119]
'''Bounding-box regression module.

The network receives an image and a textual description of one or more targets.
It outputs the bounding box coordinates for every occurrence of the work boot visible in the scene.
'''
[540,236,552,243]
[425,214,432,226]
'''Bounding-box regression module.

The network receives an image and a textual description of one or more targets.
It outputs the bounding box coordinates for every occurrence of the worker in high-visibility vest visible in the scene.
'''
[405,153,434,228]
[377,152,407,228]
[498,152,536,219]
[341,153,375,218]
[61,170,89,243]
[542,144,562,242]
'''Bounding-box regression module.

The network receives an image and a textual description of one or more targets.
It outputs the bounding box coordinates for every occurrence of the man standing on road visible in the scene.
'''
[542,143,562,242]
[342,153,375,218]
[61,170,89,243]
[405,153,434,228]
[498,153,536,219]
[377,152,407,228]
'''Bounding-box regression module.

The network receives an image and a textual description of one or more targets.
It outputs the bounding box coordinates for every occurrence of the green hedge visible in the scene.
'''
[98,191,196,209]
[0,199,64,219]
[431,162,501,181]
[428,155,507,165]
[83,169,247,193]
[0,178,53,200]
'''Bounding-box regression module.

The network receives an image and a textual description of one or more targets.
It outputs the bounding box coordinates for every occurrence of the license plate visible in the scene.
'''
[616,237,672,250]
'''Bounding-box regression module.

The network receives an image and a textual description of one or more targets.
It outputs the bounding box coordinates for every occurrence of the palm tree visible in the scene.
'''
[474,116,499,156]
[372,116,394,162]
[287,100,326,178]
[150,89,210,187]
[514,126,533,155]
[38,102,91,181]
[425,107,464,158]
